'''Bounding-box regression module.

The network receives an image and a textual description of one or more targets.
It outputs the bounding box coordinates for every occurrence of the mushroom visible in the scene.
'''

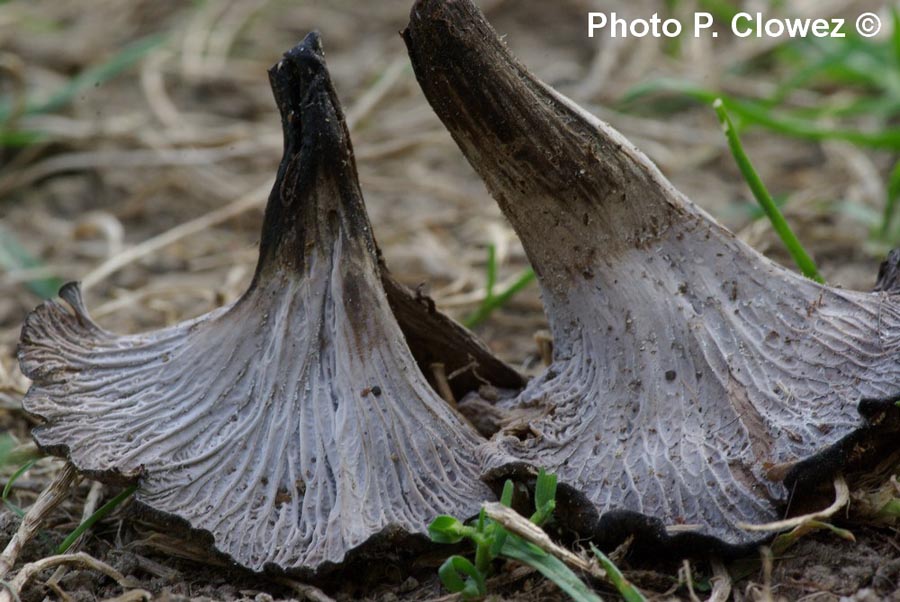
[17,33,509,573]
[404,0,900,550]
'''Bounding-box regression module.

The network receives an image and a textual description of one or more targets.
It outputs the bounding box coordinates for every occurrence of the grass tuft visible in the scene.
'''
[428,469,646,602]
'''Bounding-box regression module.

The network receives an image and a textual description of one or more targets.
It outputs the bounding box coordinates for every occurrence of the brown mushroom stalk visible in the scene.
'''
[18,33,500,573]
[404,0,900,550]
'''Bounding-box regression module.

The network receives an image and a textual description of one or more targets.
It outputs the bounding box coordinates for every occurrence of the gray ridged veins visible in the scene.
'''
[20,252,492,572]
[17,2,900,573]
[18,33,493,573]
[404,0,900,546]
[481,207,900,543]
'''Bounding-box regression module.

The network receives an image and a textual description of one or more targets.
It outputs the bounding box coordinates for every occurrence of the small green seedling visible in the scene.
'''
[464,244,536,328]
[427,479,518,599]
[429,470,646,602]
[589,544,647,602]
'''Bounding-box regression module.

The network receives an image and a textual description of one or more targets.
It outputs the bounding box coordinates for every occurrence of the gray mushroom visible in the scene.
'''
[18,33,505,573]
[404,0,900,549]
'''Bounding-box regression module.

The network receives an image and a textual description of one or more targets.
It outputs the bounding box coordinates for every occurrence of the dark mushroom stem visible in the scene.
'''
[404,0,900,552]
[263,34,524,398]
[19,32,499,574]
[383,272,525,398]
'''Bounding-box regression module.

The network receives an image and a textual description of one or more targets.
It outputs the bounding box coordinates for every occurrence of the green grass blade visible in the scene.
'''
[741,193,788,221]
[501,536,603,602]
[0,225,63,298]
[500,479,514,507]
[892,8,900,68]
[2,460,36,518]
[56,484,137,553]
[883,159,900,239]
[438,556,471,594]
[620,80,900,149]
[485,244,497,299]
[530,469,558,526]
[534,469,557,513]
[438,555,485,598]
[464,268,536,328]
[721,96,900,149]
[589,544,648,602]
[489,521,508,558]
[786,96,900,121]
[0,129,44,147]
[713,99,824,283]
[767,43,855,107]
[807,37,893,89]
[0,33,166,123]
[0,435,14,465]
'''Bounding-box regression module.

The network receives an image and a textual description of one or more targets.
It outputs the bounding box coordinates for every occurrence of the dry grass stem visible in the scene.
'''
[679,560,701,602]
[482,502,604,579]
[737,475,849,532]
[101,590,153,602]
[273,577,337,602]
[0,463,78,580]
[1,552,137,602]
[345,57,407,132]
[429,362,456,407]
[44,480,106,589]
[80,179,272,291]
[708,559,732,602]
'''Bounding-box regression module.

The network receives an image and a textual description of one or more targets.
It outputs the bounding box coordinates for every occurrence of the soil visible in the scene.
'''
[1,1,899,600]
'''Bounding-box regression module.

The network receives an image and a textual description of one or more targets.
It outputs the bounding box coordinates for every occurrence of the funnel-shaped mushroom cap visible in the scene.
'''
[19,33,496,573]
[405,1,900,547]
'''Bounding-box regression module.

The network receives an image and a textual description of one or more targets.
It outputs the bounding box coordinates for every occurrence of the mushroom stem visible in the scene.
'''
[383,274,525,398]
[405,0,900,550]
[253,34,374,277]
[404,1,683,359]
[18,33,499,573]
[263,33,524,398]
